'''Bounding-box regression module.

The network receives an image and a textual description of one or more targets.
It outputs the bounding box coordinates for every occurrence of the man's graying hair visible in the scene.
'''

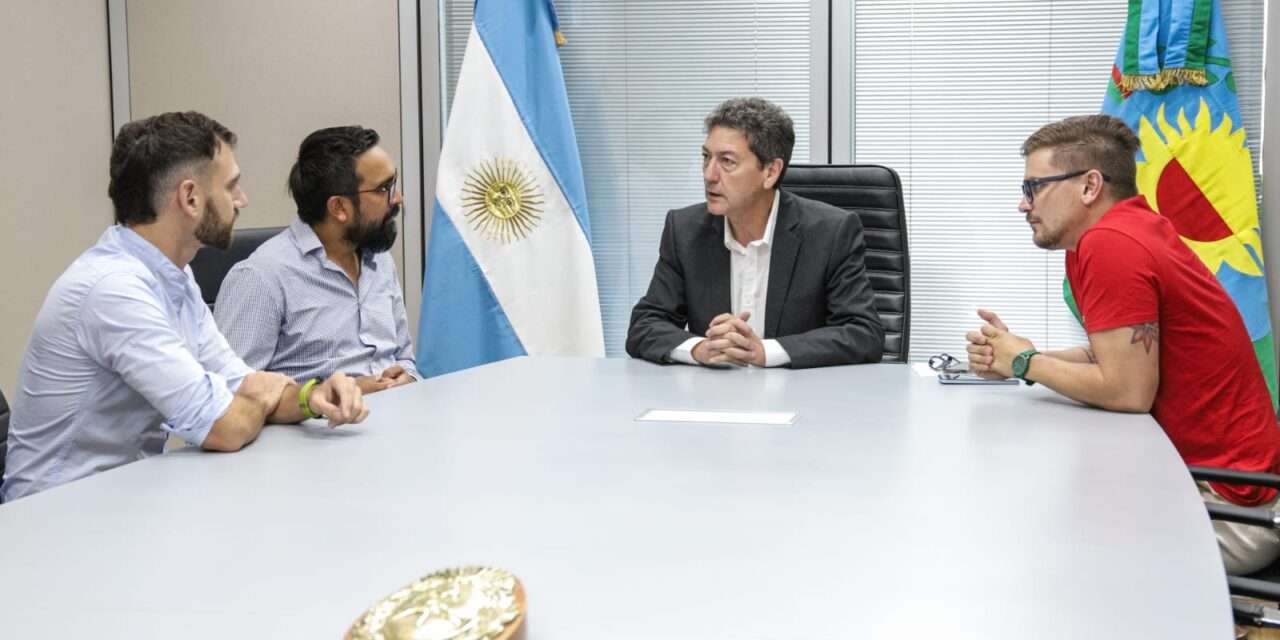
[705,97,795,184]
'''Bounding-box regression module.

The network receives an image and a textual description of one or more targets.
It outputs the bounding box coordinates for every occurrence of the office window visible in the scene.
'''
[846,0,1267,361]
[442,0,812,355]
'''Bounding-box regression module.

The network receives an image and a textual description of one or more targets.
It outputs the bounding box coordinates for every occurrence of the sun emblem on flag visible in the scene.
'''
[462,158,544,243]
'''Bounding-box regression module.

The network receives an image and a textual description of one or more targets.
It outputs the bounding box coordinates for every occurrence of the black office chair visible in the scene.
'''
[188,226,285,309]
[1188,465,1280,627]
[781,164,910,362]
[0,385,9,493]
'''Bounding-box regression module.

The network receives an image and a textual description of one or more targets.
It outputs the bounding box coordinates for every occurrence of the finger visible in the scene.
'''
[965,330,988,345]
[980,324,1001,339]
[703,338,734,353]
[708,313,735,328]
[308,392,337,421]
[706,322,735,338]
[723,331,753,350]
[723,317,757,340]
[737,310,751,322]
[355,405,370,423]
[338,383,359,422]
[977,308,1008,331]
[721,347,754,365]
[965,343,993,357]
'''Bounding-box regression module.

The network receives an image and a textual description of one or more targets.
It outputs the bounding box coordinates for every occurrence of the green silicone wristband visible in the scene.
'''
[299,378,322,419]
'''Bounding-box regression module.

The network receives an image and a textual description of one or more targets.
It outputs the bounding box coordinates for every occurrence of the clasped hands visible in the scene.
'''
[692,311,766,367]
[965,308,1035,379]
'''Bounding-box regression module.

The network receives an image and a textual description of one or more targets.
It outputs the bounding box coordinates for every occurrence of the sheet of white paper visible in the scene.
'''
[636,409,797,426]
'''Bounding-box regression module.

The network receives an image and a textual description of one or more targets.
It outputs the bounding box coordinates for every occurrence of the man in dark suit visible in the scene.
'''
[626,97,884,369]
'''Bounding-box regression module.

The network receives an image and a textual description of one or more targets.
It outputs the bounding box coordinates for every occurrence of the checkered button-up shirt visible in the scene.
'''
[214,220,420,382]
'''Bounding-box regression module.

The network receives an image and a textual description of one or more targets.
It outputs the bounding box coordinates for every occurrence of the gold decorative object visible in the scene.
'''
[346,566,526,640]
[462,158,545,243]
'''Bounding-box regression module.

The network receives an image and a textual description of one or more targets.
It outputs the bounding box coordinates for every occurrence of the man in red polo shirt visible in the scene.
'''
[965,114,1280,575]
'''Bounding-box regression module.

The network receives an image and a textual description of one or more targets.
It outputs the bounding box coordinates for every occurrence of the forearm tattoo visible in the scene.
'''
[1130,322,1158,353]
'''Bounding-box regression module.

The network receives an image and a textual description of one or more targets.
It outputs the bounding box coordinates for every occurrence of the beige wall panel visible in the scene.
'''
[0,1,113,394]
[126,0,404,273]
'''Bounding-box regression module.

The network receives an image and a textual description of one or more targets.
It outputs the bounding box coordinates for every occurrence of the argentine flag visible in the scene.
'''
[418,0,604,377]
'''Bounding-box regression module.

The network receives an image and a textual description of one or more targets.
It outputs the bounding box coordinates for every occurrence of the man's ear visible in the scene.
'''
[326,195,353,223]
[762,158,784,190]
[176,178,201,219]
[1081,170,1105,206]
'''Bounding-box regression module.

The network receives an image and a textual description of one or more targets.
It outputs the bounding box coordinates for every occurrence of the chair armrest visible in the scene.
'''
[1229,575,1280,601]
[1206,502,1280,528]
[1189,465,1280,490]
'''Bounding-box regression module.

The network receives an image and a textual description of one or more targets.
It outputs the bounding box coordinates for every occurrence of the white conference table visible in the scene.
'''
[0,357,1232,638]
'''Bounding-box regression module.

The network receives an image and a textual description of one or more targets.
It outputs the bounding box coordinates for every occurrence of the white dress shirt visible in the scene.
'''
[2,226,252,501]
[669,191,792,367]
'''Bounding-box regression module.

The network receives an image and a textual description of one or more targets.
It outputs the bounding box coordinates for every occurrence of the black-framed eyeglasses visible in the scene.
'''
[347,175,398,206]
[928,352,965,373]
[1020,170,1110,206]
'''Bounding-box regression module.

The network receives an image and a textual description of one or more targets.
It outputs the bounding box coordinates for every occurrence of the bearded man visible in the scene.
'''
[215,126,419,393]
[2,112,368,501]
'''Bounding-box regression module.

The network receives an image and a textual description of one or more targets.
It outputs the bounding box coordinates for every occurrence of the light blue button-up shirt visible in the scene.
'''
[2,226,252,501]
[213,220,419,382]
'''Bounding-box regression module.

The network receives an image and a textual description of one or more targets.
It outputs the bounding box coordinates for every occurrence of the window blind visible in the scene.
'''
[847,0,1266,361]
[441,0,812,356]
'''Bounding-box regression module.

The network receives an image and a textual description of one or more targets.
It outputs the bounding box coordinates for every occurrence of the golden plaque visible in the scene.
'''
[346,566,526,640]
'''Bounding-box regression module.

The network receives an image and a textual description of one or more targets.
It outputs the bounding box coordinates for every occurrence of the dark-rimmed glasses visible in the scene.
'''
[1021,170,1110,206]
[348,175,398,207]
[928,352,966,373]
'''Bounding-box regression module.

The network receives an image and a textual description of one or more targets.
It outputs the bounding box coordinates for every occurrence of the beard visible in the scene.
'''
[345,202,400,254]
[196,199,235,250]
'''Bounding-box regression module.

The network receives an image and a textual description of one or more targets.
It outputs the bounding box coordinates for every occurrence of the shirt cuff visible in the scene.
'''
[668,337,703,365]
[762,339,791,368]
[163,371,235,447]
[398,361,423,381]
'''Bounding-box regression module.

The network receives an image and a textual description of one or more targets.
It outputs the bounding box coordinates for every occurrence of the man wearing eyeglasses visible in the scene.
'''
[965,114,1280,574]
[214,126,419,394]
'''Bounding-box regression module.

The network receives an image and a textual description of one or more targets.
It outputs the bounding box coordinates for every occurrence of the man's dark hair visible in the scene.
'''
[108,111,236,225]
[1021,114,1141,200]
[288,126,381,225]
[705,97,796,184]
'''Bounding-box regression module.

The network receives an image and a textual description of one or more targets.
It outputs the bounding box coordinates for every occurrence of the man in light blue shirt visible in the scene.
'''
[215,126,419,393]
[2,112,368,501]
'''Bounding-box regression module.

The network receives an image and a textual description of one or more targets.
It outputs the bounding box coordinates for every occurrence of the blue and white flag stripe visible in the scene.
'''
[418,0,604,377]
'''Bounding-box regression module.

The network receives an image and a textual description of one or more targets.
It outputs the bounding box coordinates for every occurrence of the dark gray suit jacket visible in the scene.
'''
[625,191,884,368]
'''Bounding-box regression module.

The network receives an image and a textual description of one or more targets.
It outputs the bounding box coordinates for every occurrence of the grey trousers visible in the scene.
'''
[1200,482,1280,575]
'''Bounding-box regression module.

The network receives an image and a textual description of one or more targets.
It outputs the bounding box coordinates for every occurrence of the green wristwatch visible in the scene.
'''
[1011,349,1039,386]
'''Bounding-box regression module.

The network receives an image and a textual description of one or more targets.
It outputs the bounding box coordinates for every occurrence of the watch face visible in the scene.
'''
[1012,351,1034,379]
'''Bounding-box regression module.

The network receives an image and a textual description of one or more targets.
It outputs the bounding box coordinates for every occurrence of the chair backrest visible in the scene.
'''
[189,226,286,308]
[0,385,10,487]
[781,164,910,362]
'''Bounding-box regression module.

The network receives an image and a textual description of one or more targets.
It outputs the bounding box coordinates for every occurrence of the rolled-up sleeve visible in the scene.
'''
[81,274,235,446]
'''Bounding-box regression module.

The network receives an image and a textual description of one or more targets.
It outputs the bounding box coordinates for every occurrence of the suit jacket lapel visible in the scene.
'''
[703,214,731,326]
[765,193,801,338]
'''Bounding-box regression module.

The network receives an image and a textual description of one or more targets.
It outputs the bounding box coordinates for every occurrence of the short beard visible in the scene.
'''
[344,201,399,254]
[195,199,234,250]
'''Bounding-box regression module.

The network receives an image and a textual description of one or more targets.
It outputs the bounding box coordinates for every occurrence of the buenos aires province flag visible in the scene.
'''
[417,0,604,377]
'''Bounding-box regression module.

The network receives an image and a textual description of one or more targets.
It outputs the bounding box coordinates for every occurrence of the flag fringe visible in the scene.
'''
[1120,68,1208,92]
[554,30,566,47]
